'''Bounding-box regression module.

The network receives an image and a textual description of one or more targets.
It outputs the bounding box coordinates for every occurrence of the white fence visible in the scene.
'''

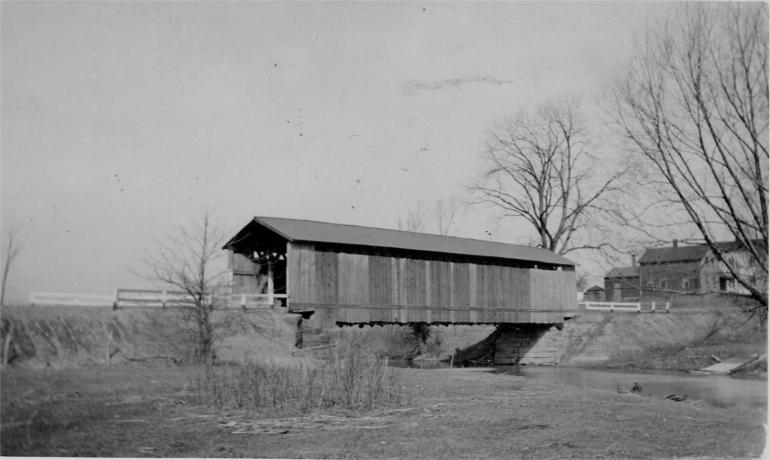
[29,292,115,307]
[579,301,671,313]
[30,290,289,309]
[115,289,289,309]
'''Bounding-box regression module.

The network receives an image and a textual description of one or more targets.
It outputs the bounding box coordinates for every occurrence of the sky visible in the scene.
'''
[1,1,672,302]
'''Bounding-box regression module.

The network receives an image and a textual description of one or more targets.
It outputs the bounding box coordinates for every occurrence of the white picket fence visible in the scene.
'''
[30,290,288,310]
[579,301,671,313]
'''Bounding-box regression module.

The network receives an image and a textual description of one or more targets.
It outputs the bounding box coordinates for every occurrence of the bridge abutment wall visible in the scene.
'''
[494,324,568,365]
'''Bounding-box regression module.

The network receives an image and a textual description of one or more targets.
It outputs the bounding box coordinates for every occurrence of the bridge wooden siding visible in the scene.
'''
[287,242,575,326]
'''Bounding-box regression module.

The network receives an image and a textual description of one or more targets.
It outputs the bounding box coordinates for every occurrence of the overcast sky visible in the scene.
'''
[1,1,671,302]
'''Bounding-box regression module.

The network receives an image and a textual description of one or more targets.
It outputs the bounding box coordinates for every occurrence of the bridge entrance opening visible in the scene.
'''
[228,243,288,307]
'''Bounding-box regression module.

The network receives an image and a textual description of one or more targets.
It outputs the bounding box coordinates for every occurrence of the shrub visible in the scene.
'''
[200,339,407,413]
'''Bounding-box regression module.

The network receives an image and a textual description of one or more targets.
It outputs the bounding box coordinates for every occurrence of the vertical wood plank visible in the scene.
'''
[315,250,338,304]
[425,260,431,307]
[399,258,407,305]
[391,257,398,305]
[369,255,391,305]
[469,264,477,308]
[285,244,295,306]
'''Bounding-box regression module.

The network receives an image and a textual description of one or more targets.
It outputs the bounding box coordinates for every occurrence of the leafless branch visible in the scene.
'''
[472,98,626,259]
[141,212,229,364]
[609,3,768,307]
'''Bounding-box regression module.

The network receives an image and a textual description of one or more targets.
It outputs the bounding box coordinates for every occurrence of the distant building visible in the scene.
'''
[638,240,705,298]
[604,239,766,302]
[604,254,641,302]
[582,285,605,302]
[698,240,766,295]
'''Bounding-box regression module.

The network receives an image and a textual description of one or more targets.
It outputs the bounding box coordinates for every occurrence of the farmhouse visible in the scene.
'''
[224,217,577,328]
[603,239,766,301]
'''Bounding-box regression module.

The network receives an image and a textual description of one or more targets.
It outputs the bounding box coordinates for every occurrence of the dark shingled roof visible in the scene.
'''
[638,245,710,264]
[228,216,575,267]
[605,266,640,278]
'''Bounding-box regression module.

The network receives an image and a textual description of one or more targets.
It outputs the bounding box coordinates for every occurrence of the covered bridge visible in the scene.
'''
[224,216,577,328]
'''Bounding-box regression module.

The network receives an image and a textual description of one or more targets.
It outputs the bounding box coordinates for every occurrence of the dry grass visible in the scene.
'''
[201,338,407,413]
[1,364,765,458]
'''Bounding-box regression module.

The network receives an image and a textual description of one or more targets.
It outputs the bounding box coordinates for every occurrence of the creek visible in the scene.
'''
[393,360,767,410]
[506,366,767,410]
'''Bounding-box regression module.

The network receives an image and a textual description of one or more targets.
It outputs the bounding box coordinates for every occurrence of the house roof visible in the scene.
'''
[638,245,710,264]
[226,216,575,267]
[605,266,640,278]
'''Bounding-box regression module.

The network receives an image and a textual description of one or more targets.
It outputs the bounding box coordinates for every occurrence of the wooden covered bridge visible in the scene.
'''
[224,216,577,330]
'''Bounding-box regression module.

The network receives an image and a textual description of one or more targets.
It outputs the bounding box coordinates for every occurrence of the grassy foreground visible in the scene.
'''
[1,363,765,458]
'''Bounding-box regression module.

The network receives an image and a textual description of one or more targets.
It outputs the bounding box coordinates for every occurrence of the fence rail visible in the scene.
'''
[580,301,641,312]
[579,301,671,313]
[114,289,289,309]
[30,292,115,307]
[29,290,289,309]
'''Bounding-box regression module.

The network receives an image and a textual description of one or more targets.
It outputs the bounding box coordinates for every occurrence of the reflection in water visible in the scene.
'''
[390,360,767,410]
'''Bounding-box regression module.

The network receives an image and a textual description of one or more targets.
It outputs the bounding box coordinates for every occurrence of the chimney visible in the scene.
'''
[631,254,637,266]
[673,239,679,248]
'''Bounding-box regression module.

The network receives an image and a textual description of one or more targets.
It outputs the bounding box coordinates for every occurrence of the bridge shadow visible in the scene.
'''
[452,324,557,366]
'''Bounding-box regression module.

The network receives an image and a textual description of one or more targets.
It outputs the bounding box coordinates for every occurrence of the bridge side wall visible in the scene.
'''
[287,243,576,327]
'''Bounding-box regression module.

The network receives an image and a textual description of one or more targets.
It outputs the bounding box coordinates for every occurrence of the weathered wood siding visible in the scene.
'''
[287,242,576,325]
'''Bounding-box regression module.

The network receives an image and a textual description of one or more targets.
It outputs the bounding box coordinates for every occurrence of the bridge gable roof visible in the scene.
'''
[227,216,575,267]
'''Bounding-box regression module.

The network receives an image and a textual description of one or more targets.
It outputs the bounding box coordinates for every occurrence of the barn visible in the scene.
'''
[224,216,577,328]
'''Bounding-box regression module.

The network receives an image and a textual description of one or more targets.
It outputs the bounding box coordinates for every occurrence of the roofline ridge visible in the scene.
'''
[253,215,557,253]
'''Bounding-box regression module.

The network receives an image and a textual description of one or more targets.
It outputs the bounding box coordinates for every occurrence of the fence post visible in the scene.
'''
[113,289,119,310]
[161,290,167,309]
[651,301,656,313]
[241,293,246,310]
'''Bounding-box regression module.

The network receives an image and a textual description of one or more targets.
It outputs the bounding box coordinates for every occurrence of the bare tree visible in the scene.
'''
[143,213,228,364]
[1,223,29,307]
[610,3,768,307]
[399,197,465,236]
[435,197,460,236]
[473,98,624,256]
[398,201,425,232]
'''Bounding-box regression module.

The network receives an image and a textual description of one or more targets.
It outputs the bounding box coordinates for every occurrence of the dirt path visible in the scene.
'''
[1,365,766,458]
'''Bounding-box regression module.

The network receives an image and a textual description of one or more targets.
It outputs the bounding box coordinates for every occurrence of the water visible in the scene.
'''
[509,366,767,410]
[390,360,767,410]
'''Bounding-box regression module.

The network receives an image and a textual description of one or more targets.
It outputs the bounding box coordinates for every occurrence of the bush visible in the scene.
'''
[201,339,407,413]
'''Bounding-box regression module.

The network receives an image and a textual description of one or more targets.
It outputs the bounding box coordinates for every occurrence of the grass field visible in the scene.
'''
[1,363,765,458]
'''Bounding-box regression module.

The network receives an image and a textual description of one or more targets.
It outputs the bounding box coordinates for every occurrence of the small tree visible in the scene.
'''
[143,213,228,364]
[1,222,29,307]
[474,98,624,256]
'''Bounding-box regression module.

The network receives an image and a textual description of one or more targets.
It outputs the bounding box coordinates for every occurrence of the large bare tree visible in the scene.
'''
[143,213,228,364]
[474,98,623,256]
[611,3,768,307]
